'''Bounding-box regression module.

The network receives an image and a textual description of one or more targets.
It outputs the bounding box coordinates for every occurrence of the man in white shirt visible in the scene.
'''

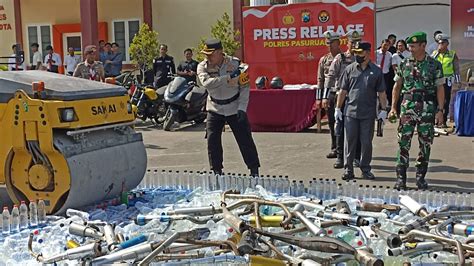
[30,43,42,70]
[43,45,62,73]
[64,47,80,75]
[7,44,26,71]
[391,39,411,72]
[376,39,393,106]
[427,30,442,57]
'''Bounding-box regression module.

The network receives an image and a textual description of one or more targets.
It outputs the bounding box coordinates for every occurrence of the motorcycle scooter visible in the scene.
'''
[161,77,207,131]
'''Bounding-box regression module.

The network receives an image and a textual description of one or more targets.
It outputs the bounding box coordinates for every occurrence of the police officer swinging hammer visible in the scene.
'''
[197,39,260,177]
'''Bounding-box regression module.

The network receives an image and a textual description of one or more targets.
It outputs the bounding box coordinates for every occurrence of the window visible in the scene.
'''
[113,19,140,62]
[27,25,52,64]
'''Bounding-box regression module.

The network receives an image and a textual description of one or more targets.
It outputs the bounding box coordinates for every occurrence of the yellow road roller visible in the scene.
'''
[0,71,146,213]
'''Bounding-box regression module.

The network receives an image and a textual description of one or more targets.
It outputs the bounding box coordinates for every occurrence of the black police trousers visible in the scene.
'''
[327,92,337,151]
[206,111,260,172]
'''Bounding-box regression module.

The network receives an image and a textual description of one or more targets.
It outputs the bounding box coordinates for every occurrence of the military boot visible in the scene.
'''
[415,166,429,190]
[394,166,407,190]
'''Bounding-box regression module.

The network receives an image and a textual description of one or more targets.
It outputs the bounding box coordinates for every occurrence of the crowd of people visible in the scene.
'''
[317,29,460,190]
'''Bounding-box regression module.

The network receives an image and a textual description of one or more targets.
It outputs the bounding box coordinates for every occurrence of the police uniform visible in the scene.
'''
[153,54,176,88]
[431,34,461,125]
[196,39,260,176]
[73,45,105,81]
[338,42,386,180]
[317,31,341,159]
[393,32,445,190]
[325,30,362,168]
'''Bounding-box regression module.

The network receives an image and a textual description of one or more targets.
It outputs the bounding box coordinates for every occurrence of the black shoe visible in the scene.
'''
[353,159,360,168]
[342,172,355,181]
[394,166,407,190]
[415,166,428,190]
[361,171,375,180]
[213,169,223,176]
[326,151,337,159]
[333,158,343,169]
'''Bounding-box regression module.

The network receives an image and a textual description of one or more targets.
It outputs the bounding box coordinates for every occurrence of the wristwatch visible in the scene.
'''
[436,108,444,114]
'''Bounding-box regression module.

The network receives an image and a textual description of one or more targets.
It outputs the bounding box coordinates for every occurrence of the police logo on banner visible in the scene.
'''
[318,10,330,23]
[301,9,311,23]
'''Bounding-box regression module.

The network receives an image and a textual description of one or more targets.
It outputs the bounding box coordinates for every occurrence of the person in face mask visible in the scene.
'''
[335,42,388,181]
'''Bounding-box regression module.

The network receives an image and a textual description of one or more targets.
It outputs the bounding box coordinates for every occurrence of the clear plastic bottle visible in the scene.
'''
[10,205,20,233]
[283,176,290,194]
[2,206,10,235]
[434,191,442,208]
[297,180,305,197]
[65,208,89,221]
[356,184,364,200]
[29,200,38,228]
[37,199,46,225]
[152,169,159,189]
[290,180,298,196]
[19,201,28,230]
[329,179,337,199]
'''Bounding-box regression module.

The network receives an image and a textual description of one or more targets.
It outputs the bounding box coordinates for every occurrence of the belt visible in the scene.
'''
[210,92,240,105]
[403,93,435,102]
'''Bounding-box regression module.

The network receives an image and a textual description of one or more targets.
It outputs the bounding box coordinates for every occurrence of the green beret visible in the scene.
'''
[406,32,427,44]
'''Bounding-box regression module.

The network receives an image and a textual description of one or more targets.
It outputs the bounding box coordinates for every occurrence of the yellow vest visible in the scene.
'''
[432,50,456,77]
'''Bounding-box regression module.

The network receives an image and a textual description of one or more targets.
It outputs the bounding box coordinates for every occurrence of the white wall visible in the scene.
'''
[375,0,450,45]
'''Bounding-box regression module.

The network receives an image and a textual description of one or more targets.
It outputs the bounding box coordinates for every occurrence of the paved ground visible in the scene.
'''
[138,120,474,193]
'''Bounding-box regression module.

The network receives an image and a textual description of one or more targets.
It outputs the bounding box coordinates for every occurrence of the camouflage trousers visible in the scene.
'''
[396,99,435,167]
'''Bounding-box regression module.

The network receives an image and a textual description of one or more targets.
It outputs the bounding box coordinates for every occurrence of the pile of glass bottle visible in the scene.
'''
[0,168,472,265]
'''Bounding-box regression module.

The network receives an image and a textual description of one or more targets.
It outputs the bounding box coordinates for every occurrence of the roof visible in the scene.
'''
[0,71,127,103]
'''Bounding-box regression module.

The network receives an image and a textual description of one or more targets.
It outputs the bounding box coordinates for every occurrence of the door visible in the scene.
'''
[63,32,82,60]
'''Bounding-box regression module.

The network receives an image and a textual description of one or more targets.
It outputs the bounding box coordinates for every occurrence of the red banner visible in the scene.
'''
[451,0,474,60]
[243,1,375,86]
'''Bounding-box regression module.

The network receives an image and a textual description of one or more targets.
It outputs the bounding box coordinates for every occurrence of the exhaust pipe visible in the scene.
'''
[371,224,402,248]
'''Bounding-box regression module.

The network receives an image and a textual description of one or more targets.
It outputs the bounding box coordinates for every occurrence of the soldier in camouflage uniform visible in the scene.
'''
[325,30,362,168]
[389,32,445,190]
[317,31,341,159]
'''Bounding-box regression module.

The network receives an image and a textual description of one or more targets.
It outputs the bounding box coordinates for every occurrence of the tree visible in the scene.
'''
[196,12,241,61]
[129,24,160,79]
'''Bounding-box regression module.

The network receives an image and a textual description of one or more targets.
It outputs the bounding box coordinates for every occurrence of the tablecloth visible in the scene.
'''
[454,90,474,136]
[247,89,317,132]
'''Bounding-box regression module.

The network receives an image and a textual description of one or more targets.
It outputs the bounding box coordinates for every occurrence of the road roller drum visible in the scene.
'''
[0,71,146,213]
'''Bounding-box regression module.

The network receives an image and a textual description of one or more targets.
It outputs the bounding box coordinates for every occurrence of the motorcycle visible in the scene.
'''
[110,69,166,124]
[161,76,208,131]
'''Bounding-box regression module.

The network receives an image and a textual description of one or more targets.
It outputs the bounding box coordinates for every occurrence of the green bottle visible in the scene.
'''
[388,113,397,124]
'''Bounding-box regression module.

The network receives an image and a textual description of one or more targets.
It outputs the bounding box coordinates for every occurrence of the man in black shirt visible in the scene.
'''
[177,48,199,83]
[153,44,176,88]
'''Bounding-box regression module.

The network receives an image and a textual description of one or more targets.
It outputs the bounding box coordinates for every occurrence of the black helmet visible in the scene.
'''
[255,76,268,89]
[270,76,283,89]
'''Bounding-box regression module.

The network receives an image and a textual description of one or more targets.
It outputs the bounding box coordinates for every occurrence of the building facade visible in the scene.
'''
[0,0,233,70]
[0,0,460,72]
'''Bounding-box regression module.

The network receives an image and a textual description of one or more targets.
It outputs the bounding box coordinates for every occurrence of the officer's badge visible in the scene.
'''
[239,72,249,86]
[301,9,311,23]
[318,10,330,23]
[412,37,417,42]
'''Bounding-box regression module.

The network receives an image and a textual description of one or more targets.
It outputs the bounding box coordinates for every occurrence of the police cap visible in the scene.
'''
[200,39,223,55]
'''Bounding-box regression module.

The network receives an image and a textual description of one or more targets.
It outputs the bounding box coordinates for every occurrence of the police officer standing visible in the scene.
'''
[153,44,176,88]
[318,31,341,159]
[336,42,387,180]
[390,32,445,190]
[197,39,260,176]
[325,30,362,168]
[431,34,461,127]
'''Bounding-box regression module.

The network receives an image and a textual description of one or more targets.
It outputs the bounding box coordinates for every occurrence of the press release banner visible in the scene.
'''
[243,1,375,85]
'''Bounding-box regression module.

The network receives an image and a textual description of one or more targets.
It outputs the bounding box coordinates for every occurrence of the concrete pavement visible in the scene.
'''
[138,120,474,193]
